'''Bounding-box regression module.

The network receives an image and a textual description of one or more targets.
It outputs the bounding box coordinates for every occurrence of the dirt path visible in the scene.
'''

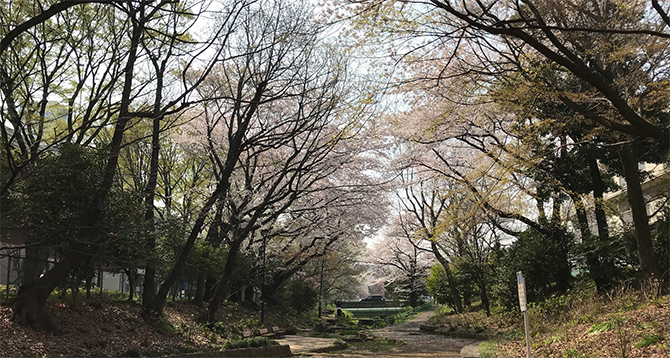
[313,310,478,358]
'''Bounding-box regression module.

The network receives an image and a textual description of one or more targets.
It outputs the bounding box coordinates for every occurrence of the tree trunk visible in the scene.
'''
[86,275,92,299]
[141,114,162,319]
[192,273,206,306]
[430,242,462,313]
[550,197,572,294]
[11,284,55,331]
[206,239,244,322]
[588,155,610,242]
[70,274,79,307]
[588,154,617,291]
[571,193,612,292]
[21,246,49,287]
[479,276,490,317]
[125,268,136,301]
[619,143,661,279]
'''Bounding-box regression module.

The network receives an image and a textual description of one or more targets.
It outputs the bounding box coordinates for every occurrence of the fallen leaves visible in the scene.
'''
[0,300,239,357]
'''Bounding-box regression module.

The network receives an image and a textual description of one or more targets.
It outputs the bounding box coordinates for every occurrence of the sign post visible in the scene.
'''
[517,271,531,358]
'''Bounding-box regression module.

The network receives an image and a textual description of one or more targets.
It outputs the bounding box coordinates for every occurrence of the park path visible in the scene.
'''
[312,310,478,358]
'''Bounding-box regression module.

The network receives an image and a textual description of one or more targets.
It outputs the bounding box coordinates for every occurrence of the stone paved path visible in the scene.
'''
[307,310,478,358]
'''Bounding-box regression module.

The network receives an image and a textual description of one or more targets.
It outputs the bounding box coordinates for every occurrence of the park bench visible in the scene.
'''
[258,328,275,338]
[271,326,285,339]
[242,329,254,339]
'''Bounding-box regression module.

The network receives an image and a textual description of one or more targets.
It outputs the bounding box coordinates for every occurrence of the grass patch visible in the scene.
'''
[586,321,615,335]
[479,341,505,358]
[635,333,663,348]
[561,349,593,358]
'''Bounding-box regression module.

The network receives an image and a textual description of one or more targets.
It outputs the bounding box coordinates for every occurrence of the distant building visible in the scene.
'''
[565,162,669,239]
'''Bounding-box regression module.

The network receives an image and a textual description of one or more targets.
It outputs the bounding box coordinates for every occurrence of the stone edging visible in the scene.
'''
[166,344,292,358]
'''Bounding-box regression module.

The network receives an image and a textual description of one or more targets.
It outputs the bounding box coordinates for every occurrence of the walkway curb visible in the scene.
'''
[276,335,344,355]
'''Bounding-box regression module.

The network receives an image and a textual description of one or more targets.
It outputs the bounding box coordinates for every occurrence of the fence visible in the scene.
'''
[1,253,141,300]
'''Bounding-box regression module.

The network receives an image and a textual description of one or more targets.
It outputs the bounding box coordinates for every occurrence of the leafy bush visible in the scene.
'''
[492,227,573,312]
[426,264,452,306]
[282,279,318,314]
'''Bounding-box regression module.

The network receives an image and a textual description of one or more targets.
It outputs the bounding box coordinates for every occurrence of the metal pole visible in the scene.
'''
[524,310,531,358]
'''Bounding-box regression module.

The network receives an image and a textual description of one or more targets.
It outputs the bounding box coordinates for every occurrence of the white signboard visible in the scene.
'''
[517,271,527,312]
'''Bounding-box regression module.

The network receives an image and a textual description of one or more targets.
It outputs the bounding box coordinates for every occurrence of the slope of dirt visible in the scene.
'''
[0,300,258,357]
[498,299,670,358]
[427,291,670,358]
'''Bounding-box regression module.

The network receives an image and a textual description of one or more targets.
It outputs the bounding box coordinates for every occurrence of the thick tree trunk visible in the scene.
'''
[125,268,136,301]
[430,242,462,313]
[478,276,490,317]
[587,153,617,292]
[11,284,54,331]
[571,194,612,291]
[70,274,79,306]
[141,114,162,319]
[619,144,661,279]
[206,239,243,322]
[86,275,92,299]
[551,198,572,294]
[192,273,206,306]
[21,246,49,286]
[588,155,610,242]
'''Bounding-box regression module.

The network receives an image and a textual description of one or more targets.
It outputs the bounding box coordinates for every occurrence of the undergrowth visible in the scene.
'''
[429,279,670,358]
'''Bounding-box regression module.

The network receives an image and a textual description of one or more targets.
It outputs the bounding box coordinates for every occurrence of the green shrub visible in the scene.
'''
[282,279,319,314]
[492,228,573,312]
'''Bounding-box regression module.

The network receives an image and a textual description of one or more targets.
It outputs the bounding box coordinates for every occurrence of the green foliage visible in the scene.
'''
[492,227,573,312]
[3,144,105,244]
[478,341,502,358]
[281,279,318,315]
[562,349,592,358]
[426,263,451,305]
[0,285,18,303]
[635,333,663,348]
[650,208,670,284]
[586,321,615,335]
